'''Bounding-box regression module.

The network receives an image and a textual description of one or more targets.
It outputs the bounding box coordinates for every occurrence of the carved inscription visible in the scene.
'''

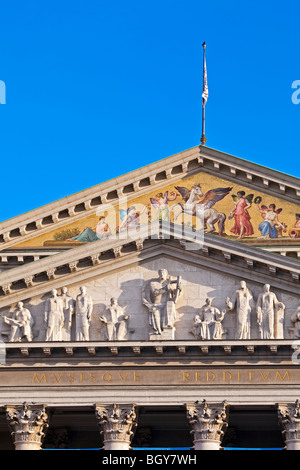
[31,371,141,385]
[0,368,296,388]
[26,368,295,386]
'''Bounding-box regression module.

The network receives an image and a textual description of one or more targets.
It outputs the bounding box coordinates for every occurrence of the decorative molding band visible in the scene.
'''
[2,339,298,360]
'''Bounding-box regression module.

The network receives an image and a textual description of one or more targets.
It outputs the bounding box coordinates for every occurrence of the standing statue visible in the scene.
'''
[192,298,226,340]
[225,281,255,339]
[100,297,130,341]
[256,284,285,339]
[142,269,182,339]
[3,302,33,342]
[75,286,93,341]
[44,289,64,341]
[290,305,300,338]
[60,287,75,341]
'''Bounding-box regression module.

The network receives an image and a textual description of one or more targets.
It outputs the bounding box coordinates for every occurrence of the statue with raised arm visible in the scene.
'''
[100,297,130,341]
[142,269,182,339]
[4,302,33,342]
[225,281,255,339]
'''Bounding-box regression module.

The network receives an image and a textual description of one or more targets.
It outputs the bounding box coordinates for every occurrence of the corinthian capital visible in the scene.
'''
[278,400,300,449]
[6,403,49,450]
[95,403,137,450]
[186,400,228,450]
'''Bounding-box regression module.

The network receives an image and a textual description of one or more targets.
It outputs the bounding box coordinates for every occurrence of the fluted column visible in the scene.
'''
[278,400,300,450]
[95,403,137,450]
[6,403,49,450]
[186,400,228,450]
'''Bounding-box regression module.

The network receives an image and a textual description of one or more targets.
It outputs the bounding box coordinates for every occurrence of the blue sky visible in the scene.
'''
[0,0,299,222]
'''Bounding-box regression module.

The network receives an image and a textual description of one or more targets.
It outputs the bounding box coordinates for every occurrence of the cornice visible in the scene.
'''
[0,145,299,250]
[1,339,296,362]
[0,222,298,309]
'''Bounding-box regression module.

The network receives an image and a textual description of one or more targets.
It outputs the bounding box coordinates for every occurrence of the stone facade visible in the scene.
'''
[0,145,298,450]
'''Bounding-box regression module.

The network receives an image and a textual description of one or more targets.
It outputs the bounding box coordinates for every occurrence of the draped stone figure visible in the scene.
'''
[44,289,64,341]
[142,269,182,339]
[75,286,93,341]
[289,305,300,338]
[192,298,226,340]
[3,302,33,342]
[256,284,285,339]
[100,297,130,341]
[60,287,75,341]
[225,281,255,339]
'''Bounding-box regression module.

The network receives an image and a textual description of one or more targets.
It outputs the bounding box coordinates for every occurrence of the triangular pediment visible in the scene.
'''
[0,145,299,263]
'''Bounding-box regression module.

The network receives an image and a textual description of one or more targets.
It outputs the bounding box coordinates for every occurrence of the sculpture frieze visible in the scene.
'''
[0,275,294,344]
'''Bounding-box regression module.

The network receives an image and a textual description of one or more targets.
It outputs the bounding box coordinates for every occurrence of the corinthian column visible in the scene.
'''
[278,400,300,450]
[6,403,49,450]
[95,403,137,450]
[186,400,228,450]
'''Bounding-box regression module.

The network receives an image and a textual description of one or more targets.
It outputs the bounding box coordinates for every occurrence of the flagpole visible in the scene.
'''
[200,42,207,146]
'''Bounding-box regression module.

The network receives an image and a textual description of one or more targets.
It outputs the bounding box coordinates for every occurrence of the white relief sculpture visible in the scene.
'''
[191,298,226,340]
[142,269,182,339]
[3,302,33,342]
[60,287,75,341]
[75,286,93,341]
[256,284,285,339]
[44,289,64,341]
[225,281,255,339]
[100,297,130,341]
[289,305,300,338]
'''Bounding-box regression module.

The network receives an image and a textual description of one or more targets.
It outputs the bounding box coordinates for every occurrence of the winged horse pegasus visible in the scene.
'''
[173,184,232,235]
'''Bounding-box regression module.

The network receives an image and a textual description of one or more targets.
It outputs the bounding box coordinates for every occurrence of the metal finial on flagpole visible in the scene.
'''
[200,42,208,146]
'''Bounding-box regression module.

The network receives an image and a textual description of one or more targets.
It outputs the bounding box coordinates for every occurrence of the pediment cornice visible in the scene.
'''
[0,145,299,250]
[0,222,298,309]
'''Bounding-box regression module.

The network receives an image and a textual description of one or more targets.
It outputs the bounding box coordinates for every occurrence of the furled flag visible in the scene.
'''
[202,43,208,106]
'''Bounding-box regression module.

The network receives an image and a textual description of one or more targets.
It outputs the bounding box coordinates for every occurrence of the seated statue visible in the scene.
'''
[192,298,226,340]
[100,298,129,341]
[3,302,33,342]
